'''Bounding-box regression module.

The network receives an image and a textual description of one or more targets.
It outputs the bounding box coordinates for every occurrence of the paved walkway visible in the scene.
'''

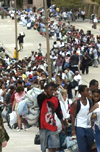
[0,17,100,59]
[0,16,54,59]
[1,17,100,152]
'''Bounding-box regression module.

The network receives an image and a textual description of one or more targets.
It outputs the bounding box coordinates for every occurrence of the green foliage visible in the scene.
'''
[17,0,23,8]
[51,0,82,8]
[94,0,100,4]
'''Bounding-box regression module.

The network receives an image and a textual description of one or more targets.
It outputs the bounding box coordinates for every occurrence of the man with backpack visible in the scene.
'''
[71,85,94,152]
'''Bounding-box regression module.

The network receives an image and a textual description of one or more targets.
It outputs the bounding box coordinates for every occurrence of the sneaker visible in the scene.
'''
[24,128,28,131]
[17,129,21,132]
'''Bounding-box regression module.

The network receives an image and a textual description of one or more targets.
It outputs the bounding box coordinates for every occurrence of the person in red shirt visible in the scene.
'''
[37,83,65,152]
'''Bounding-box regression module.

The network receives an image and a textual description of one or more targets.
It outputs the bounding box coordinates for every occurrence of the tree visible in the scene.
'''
[51,0,82,8]
[0,0,23,8]
[93,0,100,4]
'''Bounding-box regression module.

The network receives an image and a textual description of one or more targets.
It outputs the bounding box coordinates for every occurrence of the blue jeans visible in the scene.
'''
[76,127,94,152]
[94,125,100,152]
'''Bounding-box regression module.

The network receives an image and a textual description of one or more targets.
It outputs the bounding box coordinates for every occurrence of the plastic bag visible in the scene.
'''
[34,132,40,145]
[23,107,39,125]
[64,136,78,152]
[17,101,28,116]
[9,111,17,127]
[2,107,7,118]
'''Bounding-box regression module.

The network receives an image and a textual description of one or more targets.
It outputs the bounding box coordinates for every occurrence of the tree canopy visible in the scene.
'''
[52,0,82,8]
[52,0,100,8]
[0,0,23,8]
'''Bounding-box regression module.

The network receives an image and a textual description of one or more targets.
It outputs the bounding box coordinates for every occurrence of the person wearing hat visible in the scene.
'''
[25,82,31,91]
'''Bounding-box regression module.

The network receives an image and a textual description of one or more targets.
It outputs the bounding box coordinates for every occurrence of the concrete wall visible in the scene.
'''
[23,0,43,9]
[82,3,100,18]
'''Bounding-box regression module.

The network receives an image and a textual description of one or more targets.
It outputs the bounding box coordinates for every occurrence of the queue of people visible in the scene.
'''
[37,80,100,152]
[0,4,100,152]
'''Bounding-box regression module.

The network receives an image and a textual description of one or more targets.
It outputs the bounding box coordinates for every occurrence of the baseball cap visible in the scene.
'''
[26,82,31,86]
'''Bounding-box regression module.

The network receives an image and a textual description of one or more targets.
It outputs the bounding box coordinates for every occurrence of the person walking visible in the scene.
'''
[37,83,65,152]
[17,32,25,50]
[93,16,98,29]
[81,51,90,74]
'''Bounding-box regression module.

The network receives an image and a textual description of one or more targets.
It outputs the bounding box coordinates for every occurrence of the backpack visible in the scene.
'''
[69,98,91,118]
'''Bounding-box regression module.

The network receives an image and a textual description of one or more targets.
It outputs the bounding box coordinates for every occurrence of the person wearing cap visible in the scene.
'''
[37,83,65,152]
[25,82,31,91]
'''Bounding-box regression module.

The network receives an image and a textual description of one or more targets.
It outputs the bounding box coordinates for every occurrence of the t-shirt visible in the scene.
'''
[18,35,25,44]
[0,89,3,102]
[40,96,63,131]
[15,91,25,103]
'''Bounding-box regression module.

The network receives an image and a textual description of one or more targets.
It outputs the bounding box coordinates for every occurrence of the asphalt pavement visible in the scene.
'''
[1,16,100,152]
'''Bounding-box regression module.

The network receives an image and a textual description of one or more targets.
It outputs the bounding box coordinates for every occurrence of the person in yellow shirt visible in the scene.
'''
[13,48,20,60]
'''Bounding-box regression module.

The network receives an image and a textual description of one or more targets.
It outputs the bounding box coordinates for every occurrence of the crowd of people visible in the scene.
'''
[0,4,100,152]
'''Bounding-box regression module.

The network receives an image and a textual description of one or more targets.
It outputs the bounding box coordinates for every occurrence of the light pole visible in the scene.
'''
[14,0,18,60]
[43,0,51,80]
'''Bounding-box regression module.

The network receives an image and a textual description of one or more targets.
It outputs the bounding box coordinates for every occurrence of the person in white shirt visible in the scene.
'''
[93,17,98,29]
[74,71,82,96]
[38,43,42,55]
[27,22,31,29]
[11,13,14,20]
[93,46,98,67]
[89,90,100,152]
[0,83,7,103]
[62,11,67,20]
[31,51,35,61]
[4,55,10,66]
[54,89,69,132]
[26,67,33,77]
[72,85,94,152]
